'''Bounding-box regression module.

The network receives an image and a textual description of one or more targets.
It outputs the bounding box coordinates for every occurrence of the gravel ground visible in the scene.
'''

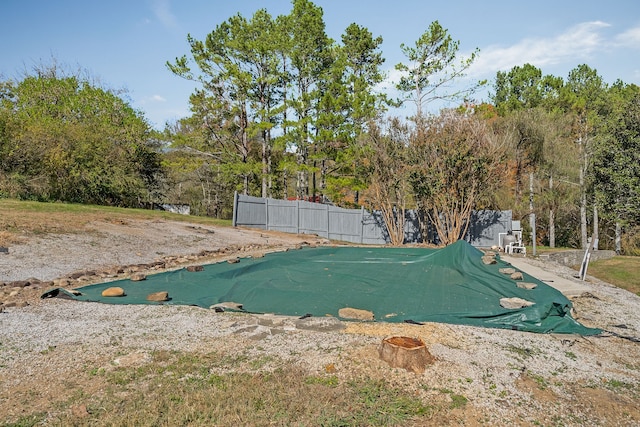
[1,219,639,425]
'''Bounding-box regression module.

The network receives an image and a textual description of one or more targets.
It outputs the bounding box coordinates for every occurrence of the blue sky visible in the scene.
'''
[2,0,639,129]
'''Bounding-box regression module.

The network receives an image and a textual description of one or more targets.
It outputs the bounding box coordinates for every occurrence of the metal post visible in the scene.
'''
[360,206,365,244]
[326,203,330,239]
[232,191,238,227]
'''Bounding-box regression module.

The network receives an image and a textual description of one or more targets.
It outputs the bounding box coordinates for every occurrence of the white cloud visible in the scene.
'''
[614,26,640,48]
[150,0,177,29]
[467,21,611,78]
[137,94,167,106]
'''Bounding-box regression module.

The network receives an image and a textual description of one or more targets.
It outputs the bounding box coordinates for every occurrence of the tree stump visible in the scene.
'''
[378,336,434,374]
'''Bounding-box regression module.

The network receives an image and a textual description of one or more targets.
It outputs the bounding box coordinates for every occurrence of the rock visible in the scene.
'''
[186,265,204,272]
[130,273,147,282]
[10,281,30,288]
[510,272,524,281]
[481,256,497,265]
[500,297,535,309]
[516,282,538,290]
[105,267,125,276]
[69,271,95,280]
[338,307,374,321]
[0,246,8,254]
[146,291,169,302]
[102,287,126,297]
[295,316,345,332]
[227,258,240,264]
[499,268,516,275]
[54,278,72,287]
[210,301,244,312]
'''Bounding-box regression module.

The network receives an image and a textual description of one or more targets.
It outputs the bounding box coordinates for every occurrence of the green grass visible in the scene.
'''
[587,256,640,296]
[0,198,230,246]
[0,198,230,226]
[522,242,640,296]
[1,351,438,427]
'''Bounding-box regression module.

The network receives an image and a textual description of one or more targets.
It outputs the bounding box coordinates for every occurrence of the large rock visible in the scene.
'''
[516,282,538,290]
[210,301,244,312]
[338,307,374,321]
[510,272,524,281]
[500,297,534,309]
[130,273,147,282]
[295,316,345,332]
[186,265,204,272]
[481,255,497,265]
[146,291,169,302]
[102,287,126,297]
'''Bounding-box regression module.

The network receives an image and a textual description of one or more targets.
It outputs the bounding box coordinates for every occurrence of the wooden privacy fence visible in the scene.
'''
[232,192,512,247]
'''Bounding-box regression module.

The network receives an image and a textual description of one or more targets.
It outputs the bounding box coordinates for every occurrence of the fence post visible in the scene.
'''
[360,206,365,244]
[296,200,300,234]
[326,203,330,239]
[265,197,269,231]
[232,191,238,227]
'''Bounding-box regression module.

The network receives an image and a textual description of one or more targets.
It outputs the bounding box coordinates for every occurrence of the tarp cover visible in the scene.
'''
[49,241,600,335]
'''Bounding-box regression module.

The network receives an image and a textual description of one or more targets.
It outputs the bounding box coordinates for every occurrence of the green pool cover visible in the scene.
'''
[46,240,600,335]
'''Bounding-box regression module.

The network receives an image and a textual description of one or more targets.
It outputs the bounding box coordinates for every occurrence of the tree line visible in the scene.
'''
[1,0,638,253]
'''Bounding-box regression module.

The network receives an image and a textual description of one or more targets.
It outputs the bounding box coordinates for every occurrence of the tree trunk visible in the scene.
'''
[549,175,555,248]
[378,336,434,374]
[615,220,622,254]
[262,130,268,198]
[529,172,535,248]
[592,202,599,250]
[579,138,588,249]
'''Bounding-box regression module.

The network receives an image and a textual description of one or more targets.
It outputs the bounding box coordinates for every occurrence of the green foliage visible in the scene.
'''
[396,20,482,120]
[492,63,563,115]
[0,67,161,206]
[167,1,389,203]
[410,111,506,244]
[593,83,640,227]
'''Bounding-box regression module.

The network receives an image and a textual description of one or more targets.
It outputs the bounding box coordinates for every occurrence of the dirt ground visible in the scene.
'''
[1,218,639,426]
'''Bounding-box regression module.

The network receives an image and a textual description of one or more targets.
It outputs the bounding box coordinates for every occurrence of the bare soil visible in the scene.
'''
[1,217,639,426]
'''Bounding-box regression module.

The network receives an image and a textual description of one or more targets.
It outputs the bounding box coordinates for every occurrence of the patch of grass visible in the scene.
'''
[0,198,231,240]
[449,394,468,409]
[39,345,56,355]
[0,414,47,427]
[3,351,439,427]
[528,372,548,390]
[305,374,339,387]
[587,256,640,295]
[505,344,539,359]
[605,379,635,391]
[439,388,468,409]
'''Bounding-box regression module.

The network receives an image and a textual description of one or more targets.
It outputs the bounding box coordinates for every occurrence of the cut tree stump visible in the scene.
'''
[378,336,434,374]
